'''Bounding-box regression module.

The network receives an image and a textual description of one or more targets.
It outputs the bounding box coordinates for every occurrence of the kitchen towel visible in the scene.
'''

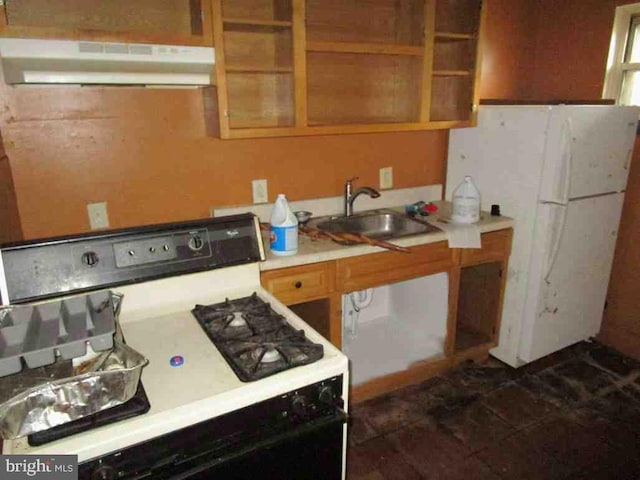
[427,218,481,248]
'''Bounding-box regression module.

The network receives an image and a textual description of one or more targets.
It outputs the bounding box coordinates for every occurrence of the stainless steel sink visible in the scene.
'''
[309,209,440,241]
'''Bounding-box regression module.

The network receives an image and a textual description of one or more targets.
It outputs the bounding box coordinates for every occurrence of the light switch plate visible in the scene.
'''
[252,179,268,203]
[379,167,393,189]
[87,202,110,230]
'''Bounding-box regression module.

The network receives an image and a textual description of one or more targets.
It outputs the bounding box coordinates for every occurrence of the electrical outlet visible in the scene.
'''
[87,202,110,230]
[252,179,268,204]
[379,167,393,189]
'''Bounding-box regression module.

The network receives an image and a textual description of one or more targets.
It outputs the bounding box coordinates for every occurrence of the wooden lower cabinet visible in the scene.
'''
[261,228,512,403]
[261,263,342,349]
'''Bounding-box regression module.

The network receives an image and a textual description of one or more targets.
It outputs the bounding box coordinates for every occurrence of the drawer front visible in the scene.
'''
[337,241,456,292]
[261,263,335,305]
[461,229,512,266]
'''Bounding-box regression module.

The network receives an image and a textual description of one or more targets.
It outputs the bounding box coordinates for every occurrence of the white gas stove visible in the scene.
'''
[0,214,349,479]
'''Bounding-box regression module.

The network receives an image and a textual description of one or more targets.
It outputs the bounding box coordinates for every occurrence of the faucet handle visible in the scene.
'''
[345,176,358,186]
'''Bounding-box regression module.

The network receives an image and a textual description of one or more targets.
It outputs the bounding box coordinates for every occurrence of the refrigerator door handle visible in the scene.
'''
[625,147,633,171]
[544,204,569,283]
[561,118,574,203]
[544,117,574,205]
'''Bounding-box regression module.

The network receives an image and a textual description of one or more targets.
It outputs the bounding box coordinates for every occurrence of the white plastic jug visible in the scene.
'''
[270,194,298,256]
[451,176,480,224]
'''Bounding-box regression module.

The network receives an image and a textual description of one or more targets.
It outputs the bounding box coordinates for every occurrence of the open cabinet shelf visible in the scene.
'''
[435,32,475,40]
[0,0,214,46]
[433,70,473,76]
[225,71,295,129]
[225,65,293,73]
[305,0,426,46]
[210,0,485,138]
[220,0,293,22]
[454,261,502,353]
[222,19,293,31]
[435,0,482,34]
[306,41,424,56]
[306,51,424,125]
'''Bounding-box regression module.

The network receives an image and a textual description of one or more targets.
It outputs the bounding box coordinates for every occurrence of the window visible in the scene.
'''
[603,2,640,105]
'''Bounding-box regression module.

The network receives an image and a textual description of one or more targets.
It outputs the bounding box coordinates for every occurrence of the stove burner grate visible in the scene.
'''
[192,293,324,382]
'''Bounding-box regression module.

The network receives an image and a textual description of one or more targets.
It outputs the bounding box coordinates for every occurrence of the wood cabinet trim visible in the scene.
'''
[351,356,450,403]
[221,119,475,139]
[210,0,483,139]
[420,0,436,122]
[0,25,212,46]
[261,229,513,403]
[292,0,307,127]
[460,228,512,266]
[469,0,487,124]
[336,241,457,292]
[211,0,231,138]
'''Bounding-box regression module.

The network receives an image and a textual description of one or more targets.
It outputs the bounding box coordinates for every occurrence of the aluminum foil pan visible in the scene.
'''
[0,292,148,440]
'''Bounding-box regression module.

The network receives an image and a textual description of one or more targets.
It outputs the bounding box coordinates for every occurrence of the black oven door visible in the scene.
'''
[80,408,347,480]
[80,377,347,480]
[162,410,346,480]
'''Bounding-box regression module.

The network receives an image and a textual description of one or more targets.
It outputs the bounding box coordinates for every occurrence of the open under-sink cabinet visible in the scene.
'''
[261,229,513,403]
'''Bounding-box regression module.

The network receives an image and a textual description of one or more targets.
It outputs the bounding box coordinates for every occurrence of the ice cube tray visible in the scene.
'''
[0,291,116,377]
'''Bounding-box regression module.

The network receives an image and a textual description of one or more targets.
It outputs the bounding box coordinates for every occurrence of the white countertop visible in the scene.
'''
[260,202,514,271]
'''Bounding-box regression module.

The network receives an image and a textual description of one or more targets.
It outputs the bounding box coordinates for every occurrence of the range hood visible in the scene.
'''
[0,38,215,85]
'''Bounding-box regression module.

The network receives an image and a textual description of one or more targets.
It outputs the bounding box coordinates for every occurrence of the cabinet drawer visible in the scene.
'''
[261,262,335,305]
[337,241,456,292]
[461,229,512,266]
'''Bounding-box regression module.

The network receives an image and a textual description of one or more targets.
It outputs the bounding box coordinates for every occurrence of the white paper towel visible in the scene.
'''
[427,217,481,248]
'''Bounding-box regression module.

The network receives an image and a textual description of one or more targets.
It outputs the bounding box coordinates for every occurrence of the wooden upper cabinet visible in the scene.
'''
[431,0,483,123]
[0,0,214,46]
[211,0,297,134]
[210,0,485,139]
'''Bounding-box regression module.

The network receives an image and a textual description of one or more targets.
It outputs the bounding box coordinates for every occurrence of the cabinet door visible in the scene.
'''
[0,0,213,46]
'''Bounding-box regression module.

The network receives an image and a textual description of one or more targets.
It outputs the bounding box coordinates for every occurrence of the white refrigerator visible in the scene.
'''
[447,105,639,367]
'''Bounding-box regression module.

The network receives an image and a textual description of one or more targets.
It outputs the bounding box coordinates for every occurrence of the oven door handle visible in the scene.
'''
[157,409,348,480]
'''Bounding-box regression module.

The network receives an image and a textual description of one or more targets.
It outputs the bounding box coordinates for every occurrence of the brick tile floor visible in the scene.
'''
[347,341,640,480]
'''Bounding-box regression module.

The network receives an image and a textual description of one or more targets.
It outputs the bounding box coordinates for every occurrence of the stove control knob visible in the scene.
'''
[91,465,116,480]
[318,386,336,406]
[81,251,99,267]
[188,235,205,251]
[291,394,309,418]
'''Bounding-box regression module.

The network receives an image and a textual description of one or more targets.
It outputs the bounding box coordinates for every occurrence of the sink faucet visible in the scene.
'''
[344,177,381,216]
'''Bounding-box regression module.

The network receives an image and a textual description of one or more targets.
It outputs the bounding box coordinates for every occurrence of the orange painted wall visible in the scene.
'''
[0,85,447,239]
[479,0,536,99]
[527,0,623,100]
